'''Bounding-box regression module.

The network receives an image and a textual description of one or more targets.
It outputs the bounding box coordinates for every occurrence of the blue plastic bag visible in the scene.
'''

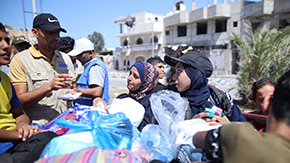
[41,105,95,135]
[40,111,133,158]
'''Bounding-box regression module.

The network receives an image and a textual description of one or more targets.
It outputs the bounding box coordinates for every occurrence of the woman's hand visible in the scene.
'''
[192,112,230,126]
[93,97,109,109]
[205,115,230,126]
[192,112,210,119]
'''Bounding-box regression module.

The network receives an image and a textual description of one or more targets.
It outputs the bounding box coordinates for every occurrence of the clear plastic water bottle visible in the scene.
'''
[150,144,174,163]
[140,124,174,162]
[140,124,162,148]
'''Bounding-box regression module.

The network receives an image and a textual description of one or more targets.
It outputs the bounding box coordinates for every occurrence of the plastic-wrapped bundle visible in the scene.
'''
[41,105,108,135]
[40,111,133,158]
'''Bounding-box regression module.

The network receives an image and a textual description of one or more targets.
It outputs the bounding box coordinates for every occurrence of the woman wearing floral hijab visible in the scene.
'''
[93,61,160,131]
[118,61,160,130]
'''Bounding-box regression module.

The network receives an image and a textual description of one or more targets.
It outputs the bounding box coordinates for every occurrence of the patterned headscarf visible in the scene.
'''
[129,61,159,100]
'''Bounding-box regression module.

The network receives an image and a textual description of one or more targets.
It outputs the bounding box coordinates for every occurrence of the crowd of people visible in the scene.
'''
[1,12,290,163]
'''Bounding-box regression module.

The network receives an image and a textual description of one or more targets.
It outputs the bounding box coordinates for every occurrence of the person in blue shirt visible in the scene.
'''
[68,38,110,106]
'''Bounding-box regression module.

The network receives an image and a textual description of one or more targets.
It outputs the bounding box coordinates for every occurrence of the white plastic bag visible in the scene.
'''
[57,92,82,100]
[149,90,221,161]
[149,90,189,158]
[150,90,189,137]
[175,119,221,148]
[108,97,145,127]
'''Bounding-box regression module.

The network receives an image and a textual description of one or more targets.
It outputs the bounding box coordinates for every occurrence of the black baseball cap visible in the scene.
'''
[165,51,213,78]
[33,13,66,33]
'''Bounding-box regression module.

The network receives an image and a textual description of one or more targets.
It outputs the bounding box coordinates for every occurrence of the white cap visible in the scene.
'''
[68,38,94,56]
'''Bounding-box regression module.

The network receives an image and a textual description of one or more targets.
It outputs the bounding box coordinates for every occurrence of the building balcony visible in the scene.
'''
[273,0,290,14]
[243,0,274,18]
[207,4,231,19]
[189,7,208,22]
[164,11,189,27]
[115,43,159,54]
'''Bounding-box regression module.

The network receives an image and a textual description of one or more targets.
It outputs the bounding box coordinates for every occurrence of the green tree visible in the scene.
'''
[232,20,290,104]
[88,31,105,53]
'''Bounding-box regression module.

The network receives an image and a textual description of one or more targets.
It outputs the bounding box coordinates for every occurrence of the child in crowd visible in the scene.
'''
[0,22,39,154]
[0,22,57,162]
[146,56,165,80]
[249,77,276,115]
[246,77,276,131]
[146,56,166,90]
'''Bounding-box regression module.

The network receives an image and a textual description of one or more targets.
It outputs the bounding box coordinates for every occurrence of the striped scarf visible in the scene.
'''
[129,61,159,100]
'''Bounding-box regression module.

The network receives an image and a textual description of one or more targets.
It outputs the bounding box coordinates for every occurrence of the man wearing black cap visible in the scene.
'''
[9,13,75,125]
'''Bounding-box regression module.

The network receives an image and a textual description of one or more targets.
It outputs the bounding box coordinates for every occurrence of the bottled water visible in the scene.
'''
[140,124,161,148]
[140,124,174,162]
[150,143,174,162]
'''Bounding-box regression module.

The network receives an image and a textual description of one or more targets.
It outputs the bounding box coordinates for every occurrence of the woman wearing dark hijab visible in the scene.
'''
[165,51,246,124]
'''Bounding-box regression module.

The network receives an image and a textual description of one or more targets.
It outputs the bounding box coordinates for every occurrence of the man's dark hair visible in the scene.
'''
[249,77,276,100]
[272,70,290,126]
[0,22,6,32]
[58,36,74,53]
[146,56,164,66]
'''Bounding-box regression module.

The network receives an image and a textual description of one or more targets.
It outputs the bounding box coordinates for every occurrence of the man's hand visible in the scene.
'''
[48,74,73,91]
[67,87,80,94]
[15,123,39,141]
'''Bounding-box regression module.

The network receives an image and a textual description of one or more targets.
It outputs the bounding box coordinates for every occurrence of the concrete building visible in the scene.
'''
[164,0,244,76]
[164,0,290,76]
[243,0,290,33]
[113,0,290,74]
[114,12,165,70]
[4,25,36,45]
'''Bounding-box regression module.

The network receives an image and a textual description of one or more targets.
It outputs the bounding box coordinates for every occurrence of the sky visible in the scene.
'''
[0,0,260,49]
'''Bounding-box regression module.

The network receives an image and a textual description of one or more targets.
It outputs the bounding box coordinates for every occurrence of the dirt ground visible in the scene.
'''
[109,87,128,103]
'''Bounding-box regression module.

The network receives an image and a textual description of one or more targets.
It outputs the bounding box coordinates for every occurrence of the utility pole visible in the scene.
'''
[22,0,28,38]
[148,17,156,57]
[22,0,43,37]
[32,0,37,17]
[124,17,135,72]
[151,20,154,57]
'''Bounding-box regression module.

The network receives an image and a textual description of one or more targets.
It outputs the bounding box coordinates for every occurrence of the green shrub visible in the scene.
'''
[232,20,290,104]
